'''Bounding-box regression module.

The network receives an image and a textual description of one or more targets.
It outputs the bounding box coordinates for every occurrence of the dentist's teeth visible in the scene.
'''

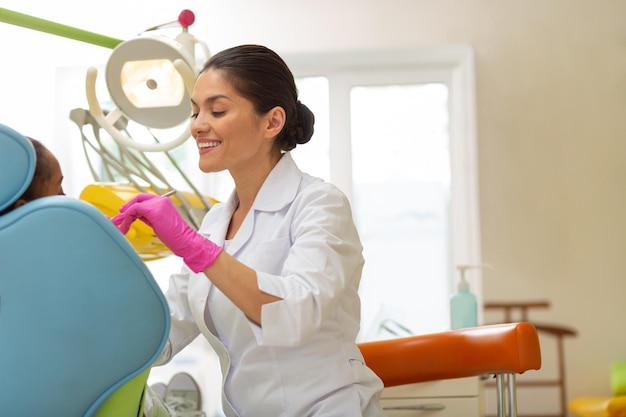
[199,142,218,149]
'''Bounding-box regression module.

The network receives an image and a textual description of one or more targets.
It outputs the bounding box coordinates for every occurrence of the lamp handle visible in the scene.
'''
[85,67,191,153]
[174,59,197,97]
[176,31,211,67]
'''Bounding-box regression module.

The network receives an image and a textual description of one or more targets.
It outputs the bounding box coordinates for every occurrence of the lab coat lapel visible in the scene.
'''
[201,191,238,247]
[226,212,252,255]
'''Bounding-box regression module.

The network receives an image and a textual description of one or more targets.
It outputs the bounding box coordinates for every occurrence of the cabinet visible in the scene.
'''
[380,377,483,416]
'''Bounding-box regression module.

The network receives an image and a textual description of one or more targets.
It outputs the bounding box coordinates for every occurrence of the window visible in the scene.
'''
[286,46,482,340]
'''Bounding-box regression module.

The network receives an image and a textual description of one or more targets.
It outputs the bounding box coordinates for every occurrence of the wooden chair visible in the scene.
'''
[358,322,542,417]
[484,301,577,417]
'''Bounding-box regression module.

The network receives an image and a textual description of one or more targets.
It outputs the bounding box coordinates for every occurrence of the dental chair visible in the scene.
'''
[0,123,170,416]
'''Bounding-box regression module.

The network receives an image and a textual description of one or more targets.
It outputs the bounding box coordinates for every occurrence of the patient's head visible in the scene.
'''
[0,137,65,215]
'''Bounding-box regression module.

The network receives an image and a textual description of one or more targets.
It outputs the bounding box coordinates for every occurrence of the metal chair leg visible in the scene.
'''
[496,374,505,417]
[507,373,517,417]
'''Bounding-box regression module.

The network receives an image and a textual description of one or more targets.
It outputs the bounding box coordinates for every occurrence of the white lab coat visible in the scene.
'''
[157,153,385,417]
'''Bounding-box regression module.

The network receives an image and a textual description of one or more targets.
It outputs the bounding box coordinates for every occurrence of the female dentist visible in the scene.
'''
[112,44,385,417]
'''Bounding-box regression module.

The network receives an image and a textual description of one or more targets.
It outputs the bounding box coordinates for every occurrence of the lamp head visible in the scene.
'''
[105,35,195,129]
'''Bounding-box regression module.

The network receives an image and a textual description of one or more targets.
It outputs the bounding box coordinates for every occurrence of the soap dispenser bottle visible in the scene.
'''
[450,264,479,329]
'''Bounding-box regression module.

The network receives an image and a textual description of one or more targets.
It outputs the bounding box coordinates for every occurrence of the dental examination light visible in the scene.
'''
[1,7,206,152]
[86,9,209,152]
[2,7,216,260]
[75,11,215,259]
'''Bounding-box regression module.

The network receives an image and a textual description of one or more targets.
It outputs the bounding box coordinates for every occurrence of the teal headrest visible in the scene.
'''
[0,123,36,212]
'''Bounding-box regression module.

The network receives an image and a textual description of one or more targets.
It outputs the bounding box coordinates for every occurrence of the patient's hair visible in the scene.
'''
[0,138,55,216]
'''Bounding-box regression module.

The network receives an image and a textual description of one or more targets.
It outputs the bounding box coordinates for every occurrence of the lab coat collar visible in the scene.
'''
[254,152,301,212]
[205,152,301,255]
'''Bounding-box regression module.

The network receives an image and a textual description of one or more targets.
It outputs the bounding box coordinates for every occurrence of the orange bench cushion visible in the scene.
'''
[358,322,541,387]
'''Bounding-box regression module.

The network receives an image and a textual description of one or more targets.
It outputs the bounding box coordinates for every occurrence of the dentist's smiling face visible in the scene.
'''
[190,68,270,176]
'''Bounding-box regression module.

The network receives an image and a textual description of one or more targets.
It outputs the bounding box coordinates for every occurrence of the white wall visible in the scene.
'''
[2,1,625,416]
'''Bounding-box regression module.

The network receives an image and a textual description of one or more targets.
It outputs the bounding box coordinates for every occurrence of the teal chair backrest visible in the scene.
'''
[0,123,170,416]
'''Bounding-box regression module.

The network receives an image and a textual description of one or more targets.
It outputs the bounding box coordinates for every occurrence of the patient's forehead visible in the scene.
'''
[38,147,64,197]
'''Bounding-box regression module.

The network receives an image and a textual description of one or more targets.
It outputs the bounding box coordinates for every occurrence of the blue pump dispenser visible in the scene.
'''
[450,265,478,329]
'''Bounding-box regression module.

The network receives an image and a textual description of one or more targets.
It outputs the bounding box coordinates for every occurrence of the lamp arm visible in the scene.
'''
[174,59,197,96]
[0,7,122,49]
[85,68,105,118]
[85,67,191,153]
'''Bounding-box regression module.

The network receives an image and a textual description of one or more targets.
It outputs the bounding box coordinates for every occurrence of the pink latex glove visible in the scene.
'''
[111,193,222,273]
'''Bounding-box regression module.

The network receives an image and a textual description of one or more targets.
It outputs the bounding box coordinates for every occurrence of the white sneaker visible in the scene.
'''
[165,373,205,417]
[150,382,168,401]
[143,385,174,417]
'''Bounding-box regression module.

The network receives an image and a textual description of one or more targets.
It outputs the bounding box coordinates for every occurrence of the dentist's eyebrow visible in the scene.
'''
[191,94,229,106]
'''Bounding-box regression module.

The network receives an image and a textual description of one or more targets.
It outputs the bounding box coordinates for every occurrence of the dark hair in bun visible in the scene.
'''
[201,44,315,151]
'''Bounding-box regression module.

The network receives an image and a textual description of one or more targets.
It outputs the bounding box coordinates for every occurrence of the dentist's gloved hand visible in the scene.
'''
[111,193,222,273]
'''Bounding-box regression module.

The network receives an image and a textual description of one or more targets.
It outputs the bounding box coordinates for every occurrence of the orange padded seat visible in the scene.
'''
[358,322,542,417]
[358,321,541,387]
